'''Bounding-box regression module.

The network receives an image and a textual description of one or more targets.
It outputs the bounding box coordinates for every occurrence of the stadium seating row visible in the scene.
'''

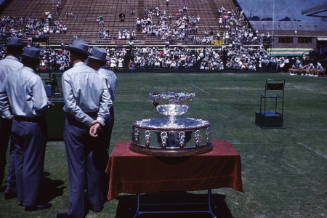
[0,0,242,44]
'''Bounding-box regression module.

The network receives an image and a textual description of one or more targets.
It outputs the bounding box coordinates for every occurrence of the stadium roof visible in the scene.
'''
[237,0,325,21]
[302,3,327,17]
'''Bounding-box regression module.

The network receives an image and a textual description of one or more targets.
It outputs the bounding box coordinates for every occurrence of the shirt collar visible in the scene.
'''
[99,66,107,70]
[23,66,35,73]
[73,61,85,67]
[5,55,20,62]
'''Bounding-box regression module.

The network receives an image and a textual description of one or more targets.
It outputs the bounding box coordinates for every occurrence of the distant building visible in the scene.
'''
[237,0,327,56]
[250,21,327,56]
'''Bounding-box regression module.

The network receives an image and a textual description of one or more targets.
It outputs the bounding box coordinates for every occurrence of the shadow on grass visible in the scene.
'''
[38,171,65,203]
[115,191,233,218]
[0,186,5,192]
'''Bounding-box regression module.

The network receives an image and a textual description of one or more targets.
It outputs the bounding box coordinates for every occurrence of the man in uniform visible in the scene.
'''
[0,37,24,199]
[0,46,51,211]
[88,46,117,148]
[57,40,112,218]
[87,47,117,199]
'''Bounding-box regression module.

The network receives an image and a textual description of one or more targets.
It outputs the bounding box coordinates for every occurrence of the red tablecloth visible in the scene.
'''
[106,140,243,200]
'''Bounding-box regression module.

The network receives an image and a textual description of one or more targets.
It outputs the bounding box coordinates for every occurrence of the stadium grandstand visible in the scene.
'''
[0,0,326,74]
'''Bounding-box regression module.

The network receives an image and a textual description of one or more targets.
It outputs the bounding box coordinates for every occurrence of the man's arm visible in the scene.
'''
[0,78,12,119]
[32,76,50,114]
[96,80,112,127]
[110,73,118,100]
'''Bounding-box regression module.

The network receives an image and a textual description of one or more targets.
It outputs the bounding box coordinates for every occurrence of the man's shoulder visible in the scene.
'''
[30,72,43,84]
[63,66,74,75]
[7,67,37,85]
[66,62,96,74]
[0,57,23,68]
[61,69,71,81]
[22,67,40,81]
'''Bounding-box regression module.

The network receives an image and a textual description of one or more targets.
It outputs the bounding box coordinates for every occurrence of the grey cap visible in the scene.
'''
[89,46,107,62]
[22,47,41,60]
[67,39,89,55]
[7,37,25,47]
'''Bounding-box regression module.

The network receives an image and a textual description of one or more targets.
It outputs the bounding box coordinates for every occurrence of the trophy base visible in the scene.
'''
[129,142,213,157]
[131,118,211,157]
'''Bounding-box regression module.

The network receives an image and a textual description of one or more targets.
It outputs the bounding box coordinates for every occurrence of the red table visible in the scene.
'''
[106,140,243,200]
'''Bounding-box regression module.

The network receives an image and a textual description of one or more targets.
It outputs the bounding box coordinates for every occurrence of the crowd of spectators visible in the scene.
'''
[98,46,292,72]
[133,5,272,46]
[289,57,325,76]
[217,6,269,46]
[0,13,67,40]
[118,29,136,40]
[0,45,70,71]
[137,7,202,44]
[107,47,126,68]
[0,2,271,47]
[40,48,70,71]
[98,28,110,39]
[0,41,325,74]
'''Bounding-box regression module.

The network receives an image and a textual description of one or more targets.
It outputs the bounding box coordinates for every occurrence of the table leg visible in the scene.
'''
[133,193,140,218]
[208,189,217,218]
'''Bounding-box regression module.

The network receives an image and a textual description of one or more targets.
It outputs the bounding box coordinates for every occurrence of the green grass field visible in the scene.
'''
[1,73,327,218]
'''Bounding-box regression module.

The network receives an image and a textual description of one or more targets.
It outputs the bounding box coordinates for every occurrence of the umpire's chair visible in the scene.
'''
[255,79,285,128]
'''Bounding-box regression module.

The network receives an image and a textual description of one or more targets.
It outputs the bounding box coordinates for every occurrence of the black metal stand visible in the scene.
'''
[132,189,217,218]
[255,79,286,128]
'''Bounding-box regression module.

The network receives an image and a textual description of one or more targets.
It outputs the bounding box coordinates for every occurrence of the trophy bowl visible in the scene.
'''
[150,92,195,125]
[156,104,189,117]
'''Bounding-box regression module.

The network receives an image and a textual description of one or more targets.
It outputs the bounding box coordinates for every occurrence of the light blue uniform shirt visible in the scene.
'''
[62,61,112,127]
[1,66,49,117]
[0,56,24,118]
[98,67,117,102]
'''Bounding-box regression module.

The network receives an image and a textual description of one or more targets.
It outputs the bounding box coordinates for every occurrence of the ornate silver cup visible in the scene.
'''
[130,92,211,156]
[150,92,195,125]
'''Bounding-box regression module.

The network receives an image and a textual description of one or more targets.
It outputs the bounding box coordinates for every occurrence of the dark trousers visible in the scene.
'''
[64,114,109,218]
[11,118,47,206]
[0,118,16,191]
[104,107,114,148]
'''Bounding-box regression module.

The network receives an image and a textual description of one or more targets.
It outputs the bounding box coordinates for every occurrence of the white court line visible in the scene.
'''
[296,142,327,161]
[190,84,210,95]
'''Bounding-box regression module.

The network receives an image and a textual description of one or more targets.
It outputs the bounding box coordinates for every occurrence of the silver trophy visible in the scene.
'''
[130,92,212,156]
[150,92,195,125]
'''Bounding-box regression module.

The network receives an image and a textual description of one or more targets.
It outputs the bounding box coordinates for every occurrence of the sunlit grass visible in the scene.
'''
[1,73,327,218]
